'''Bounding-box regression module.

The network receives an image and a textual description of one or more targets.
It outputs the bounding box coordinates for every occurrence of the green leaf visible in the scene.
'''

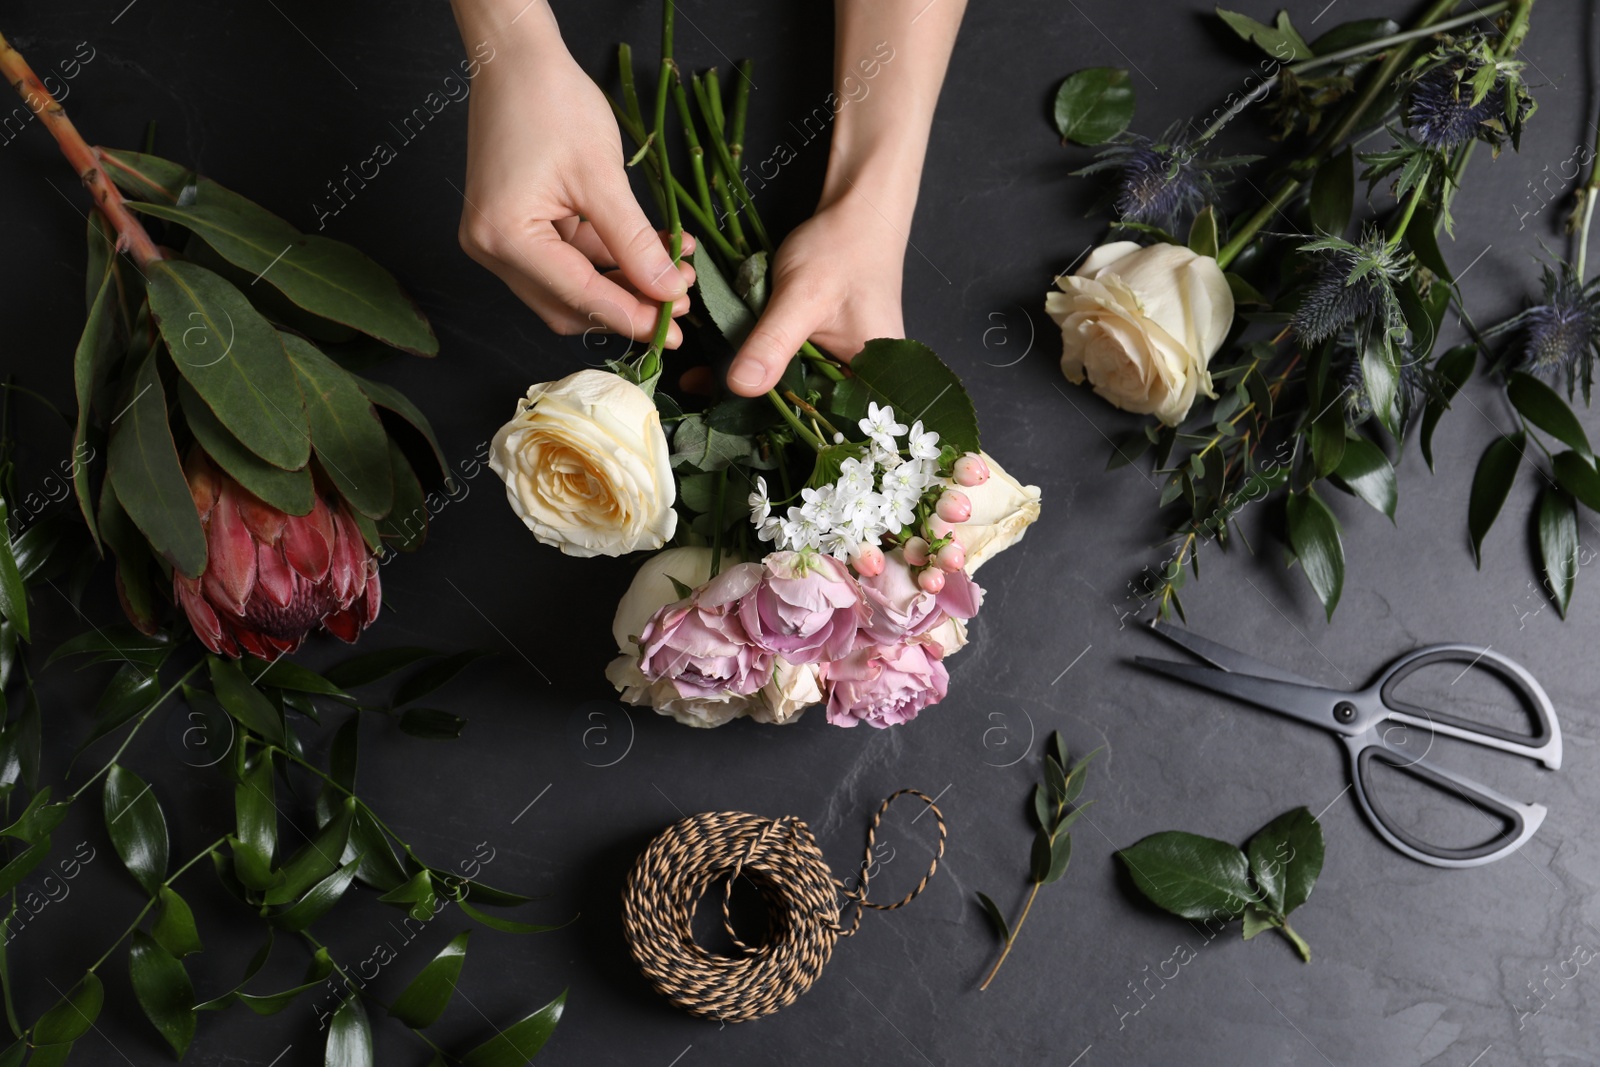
[975,892,1010,942]
[1333,437,1397,519]
[1216,8,1314,59]
[1421,343,1475,471]
[1409,201,1453,282]
[1225,272,1267,307]
[1309,147,1354,237]
[1468,432,1525,566]
[350,375,449,482]
[324,646,438,689]
[73,249,119,547]
[376,440,428,552]
[1508,372,1592,461]
[1117,831,1255,921]
[283,333,394,518]
[1041,833,1074,885]
[393,650,491,707]
[346,809,408,893]
[669,414,756,472]
[179,378,314,515]
[1245,807,1324,915]
[263,798,355,906]
[399,708,467,740]
[1241,903,1279,940]
[1309,398,1346,479]
[147,259,310,471]
[1043,756,1068,803]
[1052,67,1135,145]
[389,931,470,1029]
[1,790,65,844]
[109,150,437,356]
[47,627,171,670]
[459,990,566,1067]
[273,856,361,932]
[1287,488,1344,620]
[325,994,374,1067]
[1538,488,1579,618]
[1553,451,1600,512]
[693,244,755,347]
[0,505,25,644]
[380,869,438,922]
[1187,205,1220,260]
[234,753,279,891]
[210,656,286,745]
[1309,17,1398,55]
[1029,826,1054,884]
[734,251,769,312]
[152,886,204,958]
[1360,333,1400,435]
[247,658,350,699]
[455,897,562,935]
[103,765,168,895]
[32,972,103,1045]
[0,841,50,898]
[829,339,980,455]
[106,347,208,578]
[128,931,196,1058]
[1031,783,1052,830]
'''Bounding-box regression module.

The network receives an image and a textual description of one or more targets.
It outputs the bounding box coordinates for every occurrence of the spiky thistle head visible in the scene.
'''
[1406,61,1510,152]
[1336,340,1431,433]
[1513,266,1600,399]
[1075,127,1256,233]
[1292,229,1407,346]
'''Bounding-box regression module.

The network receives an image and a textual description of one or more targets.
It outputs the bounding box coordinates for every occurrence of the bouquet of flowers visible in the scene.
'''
[1044,1,1597,620]
[488,4,1040,729]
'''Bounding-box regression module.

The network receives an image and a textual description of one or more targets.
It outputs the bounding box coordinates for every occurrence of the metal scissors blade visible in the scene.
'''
[1134,656,1357,734]
[1146,619,1320,686]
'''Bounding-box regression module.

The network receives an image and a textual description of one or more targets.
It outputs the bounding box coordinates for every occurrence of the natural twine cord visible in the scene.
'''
[622,788,947,1023]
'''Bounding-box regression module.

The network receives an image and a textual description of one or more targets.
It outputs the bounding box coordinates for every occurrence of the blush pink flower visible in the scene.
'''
[638,563,771,698]
[856,549,982,644]
[173,452,380,659]
[821,642,949,728]
[738,550,865,665]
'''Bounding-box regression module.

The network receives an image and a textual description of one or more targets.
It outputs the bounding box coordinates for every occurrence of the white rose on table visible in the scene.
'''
[947,453,1040,575]
[489,369,677,557]
[1046,241,1233,427]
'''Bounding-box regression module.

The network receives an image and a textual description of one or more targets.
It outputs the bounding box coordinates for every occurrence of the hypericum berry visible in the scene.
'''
[852,542,886,578]
[936,490,971,523]
[926,515,956,540]
[902,536,931,567]
[953,453,990,487]
[935,541,967,572]
[917,567,946,594]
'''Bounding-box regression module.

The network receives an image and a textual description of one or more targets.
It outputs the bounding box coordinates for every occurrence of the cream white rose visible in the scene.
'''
[605,655,754,729]
[1046,241,1233,426]
[949,453,1040,574]
[490,369,676,557]
[747,659,821,726]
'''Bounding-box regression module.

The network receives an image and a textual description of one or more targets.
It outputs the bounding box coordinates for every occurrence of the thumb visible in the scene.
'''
[584,174,686,302]
[728,288,819,397]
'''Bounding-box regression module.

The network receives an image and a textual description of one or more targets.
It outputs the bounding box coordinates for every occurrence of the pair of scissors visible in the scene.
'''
[1136,621,1562,869]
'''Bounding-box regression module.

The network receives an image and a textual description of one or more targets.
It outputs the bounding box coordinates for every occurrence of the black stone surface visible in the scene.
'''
[2,1,1597,1065]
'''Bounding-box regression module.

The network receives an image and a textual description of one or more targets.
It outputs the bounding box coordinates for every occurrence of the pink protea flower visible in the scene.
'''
[173,453,381,659]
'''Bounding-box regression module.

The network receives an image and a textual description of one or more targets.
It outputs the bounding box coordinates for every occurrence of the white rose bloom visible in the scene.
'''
[747,658,821,725]
[950,452,1041,574]
[489,369,677,557]
[1046,241,1233,426]
[922,616,969,658]
[605,655,755,729]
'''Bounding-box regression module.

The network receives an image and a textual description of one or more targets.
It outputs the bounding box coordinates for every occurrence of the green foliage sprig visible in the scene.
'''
[1117,806,1325,962]
[975,732,1097,990]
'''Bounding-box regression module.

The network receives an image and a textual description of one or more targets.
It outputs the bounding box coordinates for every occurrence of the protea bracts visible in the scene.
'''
[173,452,380,659]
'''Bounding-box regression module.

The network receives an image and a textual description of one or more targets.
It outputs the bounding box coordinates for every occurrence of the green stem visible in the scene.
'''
[618,44,663,218]
[730,61,752,159]
[641,0,684,368]
[70,661,202,803]
[266,744,413,860]
[767,391,825,452]
[86,835,225,973]
[669,71,715,224]
[784,390,841,439]
[606,92,742,263]
[978,882,1039,991]
[710,468,728,576]
[800,341,847,380]
[692,76,772,253]
[1577,107,1600,280]
[1386,172,1431,252]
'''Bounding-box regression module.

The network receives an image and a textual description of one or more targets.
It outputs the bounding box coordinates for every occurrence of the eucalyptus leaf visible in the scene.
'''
[103,764,168,896]
[1053,67,1135,145]
[1286,488,1344,620]
[1117,831,1255,921]
[975,892,1009,943]
[1538,488,1579,618]
[1042,834,1073,885]
[128,931,196,1057]
[1468,432,1525,566]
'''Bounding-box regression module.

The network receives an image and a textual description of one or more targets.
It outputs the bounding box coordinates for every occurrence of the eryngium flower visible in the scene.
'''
[1504,265,1600,399]
[1338,345,1428,432]
[174,453,380,659]
[1406,63,1508,152]
[1292,237,1405,346]
[1110,137,1210,229]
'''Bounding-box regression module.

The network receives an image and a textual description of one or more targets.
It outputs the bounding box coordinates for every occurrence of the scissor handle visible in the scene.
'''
[1376,645,1562,770]
[1345,735,1547,868]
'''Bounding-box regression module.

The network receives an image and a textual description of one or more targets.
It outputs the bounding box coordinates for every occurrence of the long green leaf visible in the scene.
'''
[1538,488,1579,618]
[283,334,393,519]
[147,259,310,471]
[1421,344,1475,471]
[325,994,374,1067]
[210,656,286,745]
[31,972,103,1045]
[273,856,361,931]
[389,931,470,1029]
[103,765,168,896]
[106,348,208,578]
[128,931,196,1057]
[1553,450,1600,512]
[1309,147,1354,237]
[234,753,279,891]
[830,339,980,455]
[349,375,449,482]
[1287,488,1344,620]
[0,504,26,643]
[1468,432,1525,566]
[459,990,566,1067]
[152,886,204,957]
[323,647,438,690]
[1508,372,1592,460]
[263,798,355,906]
[179,379,314,515]
[1333,437,1397,519]
[73,244,119,548]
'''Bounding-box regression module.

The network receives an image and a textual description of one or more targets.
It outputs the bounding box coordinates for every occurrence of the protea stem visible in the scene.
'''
[0,29,162,268]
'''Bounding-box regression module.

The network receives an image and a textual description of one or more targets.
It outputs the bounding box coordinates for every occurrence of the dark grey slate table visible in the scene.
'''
[2,1,1596,1064]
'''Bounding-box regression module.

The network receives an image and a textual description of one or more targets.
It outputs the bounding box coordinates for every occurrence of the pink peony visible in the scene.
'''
[739,550,865,665]
[821,642,949,728]
[638,563,771,698]
[857,549,983,644]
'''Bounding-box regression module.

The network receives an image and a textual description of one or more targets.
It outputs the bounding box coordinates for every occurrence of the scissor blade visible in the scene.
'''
[1146,620,1319,686]
[1135,657,1347,730]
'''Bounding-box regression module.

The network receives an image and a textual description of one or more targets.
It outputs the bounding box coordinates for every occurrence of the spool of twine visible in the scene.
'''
[622,788,947,1023]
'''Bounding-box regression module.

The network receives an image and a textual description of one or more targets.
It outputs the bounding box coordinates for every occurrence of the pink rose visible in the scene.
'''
[638,563,771,698]
[739,551,866,664]
[857,549,983,644]
[821,642,950,729]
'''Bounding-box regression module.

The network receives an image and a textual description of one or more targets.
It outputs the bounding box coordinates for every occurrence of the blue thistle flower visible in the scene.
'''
[1075,128,1255,232]
[1337,343,1429,432]
[1508,266,1600,400]
[1406,63,1508,152]
[1292,231,1405,346]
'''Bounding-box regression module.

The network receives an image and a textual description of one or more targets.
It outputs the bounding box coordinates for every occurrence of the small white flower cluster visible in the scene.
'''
[747,403,942,558]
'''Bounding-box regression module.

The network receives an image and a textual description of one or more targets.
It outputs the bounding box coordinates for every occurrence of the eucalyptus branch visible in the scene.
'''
[0,31,164,268]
